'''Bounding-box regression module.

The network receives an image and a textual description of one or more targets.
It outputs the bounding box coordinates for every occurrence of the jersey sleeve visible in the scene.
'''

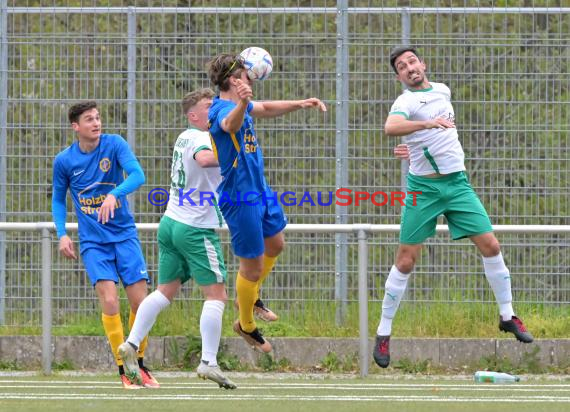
[210,102,253,134]
[109,135,145,198]
[109,159,145,198]
[211,105,233,134]
[113,134,137,165]
[51,155,69,239]
[191,132,213,159]
[388,94,414,119]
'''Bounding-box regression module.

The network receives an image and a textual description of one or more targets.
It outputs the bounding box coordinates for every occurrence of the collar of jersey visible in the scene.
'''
[409,84,433,92]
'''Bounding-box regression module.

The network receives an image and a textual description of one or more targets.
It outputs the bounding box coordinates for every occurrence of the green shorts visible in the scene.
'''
[157,215,227,286]
[400,171,493,244]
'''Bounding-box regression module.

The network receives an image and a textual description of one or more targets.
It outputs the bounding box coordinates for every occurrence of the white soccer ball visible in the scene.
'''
[240,47,273,81]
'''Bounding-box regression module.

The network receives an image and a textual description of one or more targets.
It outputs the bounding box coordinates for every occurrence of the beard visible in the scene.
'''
[407,72,425,87]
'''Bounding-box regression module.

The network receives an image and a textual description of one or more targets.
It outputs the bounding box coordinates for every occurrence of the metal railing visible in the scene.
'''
[1,222,569,377]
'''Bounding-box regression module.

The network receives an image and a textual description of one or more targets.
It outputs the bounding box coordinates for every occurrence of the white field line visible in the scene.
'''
[2,380,570,389]
[1,393,570,402]
[3,384,570,393]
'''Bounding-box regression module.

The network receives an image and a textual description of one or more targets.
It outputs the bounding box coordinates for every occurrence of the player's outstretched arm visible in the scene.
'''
[385,114,455,137]
[251,98,326,118]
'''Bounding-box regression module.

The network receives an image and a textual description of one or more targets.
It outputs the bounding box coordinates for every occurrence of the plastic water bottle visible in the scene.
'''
[474,371,520,383]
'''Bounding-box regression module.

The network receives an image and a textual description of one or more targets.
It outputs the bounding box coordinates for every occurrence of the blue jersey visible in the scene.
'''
[208,97,268,201]
[52,134,140,249]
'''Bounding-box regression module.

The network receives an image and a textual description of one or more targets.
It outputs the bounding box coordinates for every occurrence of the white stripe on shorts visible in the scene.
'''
[204,237,224,283]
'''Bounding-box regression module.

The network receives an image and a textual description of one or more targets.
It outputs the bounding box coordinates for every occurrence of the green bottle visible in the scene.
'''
[474,371,520,383]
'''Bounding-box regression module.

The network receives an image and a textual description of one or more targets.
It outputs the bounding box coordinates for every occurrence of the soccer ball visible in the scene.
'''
[239,47,273,81]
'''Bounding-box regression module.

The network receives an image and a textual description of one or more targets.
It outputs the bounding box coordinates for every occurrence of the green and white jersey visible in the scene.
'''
[389,82,465,176]
[164,128,223,228]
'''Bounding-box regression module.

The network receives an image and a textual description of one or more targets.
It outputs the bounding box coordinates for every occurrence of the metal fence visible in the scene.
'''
[3,221,569,377]
[1,3,569,330]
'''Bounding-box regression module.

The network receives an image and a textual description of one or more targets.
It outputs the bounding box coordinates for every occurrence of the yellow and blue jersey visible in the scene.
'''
[52,134,142,251]
[208,96,269,201]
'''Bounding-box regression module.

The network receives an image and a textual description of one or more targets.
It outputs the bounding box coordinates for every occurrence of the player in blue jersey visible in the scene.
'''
[207,53,326,352]
[52,101,159,389]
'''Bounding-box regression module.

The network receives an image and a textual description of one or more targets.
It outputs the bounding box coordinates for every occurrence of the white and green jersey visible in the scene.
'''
[164,128,223,228]
[389,82,465,176]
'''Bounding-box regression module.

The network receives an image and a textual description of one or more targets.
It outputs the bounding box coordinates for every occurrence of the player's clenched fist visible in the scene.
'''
[394,144,410,160]
[235,79,253,102]
[300,98,327,112]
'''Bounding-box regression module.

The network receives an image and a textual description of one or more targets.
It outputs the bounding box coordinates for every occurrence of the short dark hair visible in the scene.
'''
[389,47,420,73]
[181,88,215,114]
[68,101,98,124]
[207,53,246,92]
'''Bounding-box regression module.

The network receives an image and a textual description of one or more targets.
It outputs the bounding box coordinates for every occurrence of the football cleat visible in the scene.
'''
[197,362,237,389]
[140,365,160,388]
[233,320,272,353]
[373,335,391,368]
[234,298,278,322]
[120,373,143,390]
[499,316,534,343]
[118,342,142,386]
[254,299,278,322]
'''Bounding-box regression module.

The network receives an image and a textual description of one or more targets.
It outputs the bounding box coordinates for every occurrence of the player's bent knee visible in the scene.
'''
[99,297,120,314]
[265,235,285,256]
[272,240,285,255]
[202,283,228,302]
[483,241,501,257]
[240,271,262,282]
[489,242,501,256]
[395,256,416,274]
[477,236,501,257]
[239,257,264,281]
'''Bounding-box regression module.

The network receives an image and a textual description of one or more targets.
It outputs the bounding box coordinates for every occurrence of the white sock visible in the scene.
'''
[377,265,410,336]
[127,290,170,348]
[200,300,225,367]
[482,252,514,320]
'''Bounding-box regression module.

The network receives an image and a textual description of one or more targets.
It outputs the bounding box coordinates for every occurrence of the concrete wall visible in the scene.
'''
[2,336,570,371]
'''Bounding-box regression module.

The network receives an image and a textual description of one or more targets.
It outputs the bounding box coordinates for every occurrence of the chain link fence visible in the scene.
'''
[1,1,568,331]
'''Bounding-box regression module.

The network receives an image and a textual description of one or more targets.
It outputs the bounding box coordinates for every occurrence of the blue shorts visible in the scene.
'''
[220,193,287,259]
[81,237,149,287]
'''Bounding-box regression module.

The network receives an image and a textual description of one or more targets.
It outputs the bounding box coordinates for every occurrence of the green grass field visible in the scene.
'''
[1,373,569,412]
